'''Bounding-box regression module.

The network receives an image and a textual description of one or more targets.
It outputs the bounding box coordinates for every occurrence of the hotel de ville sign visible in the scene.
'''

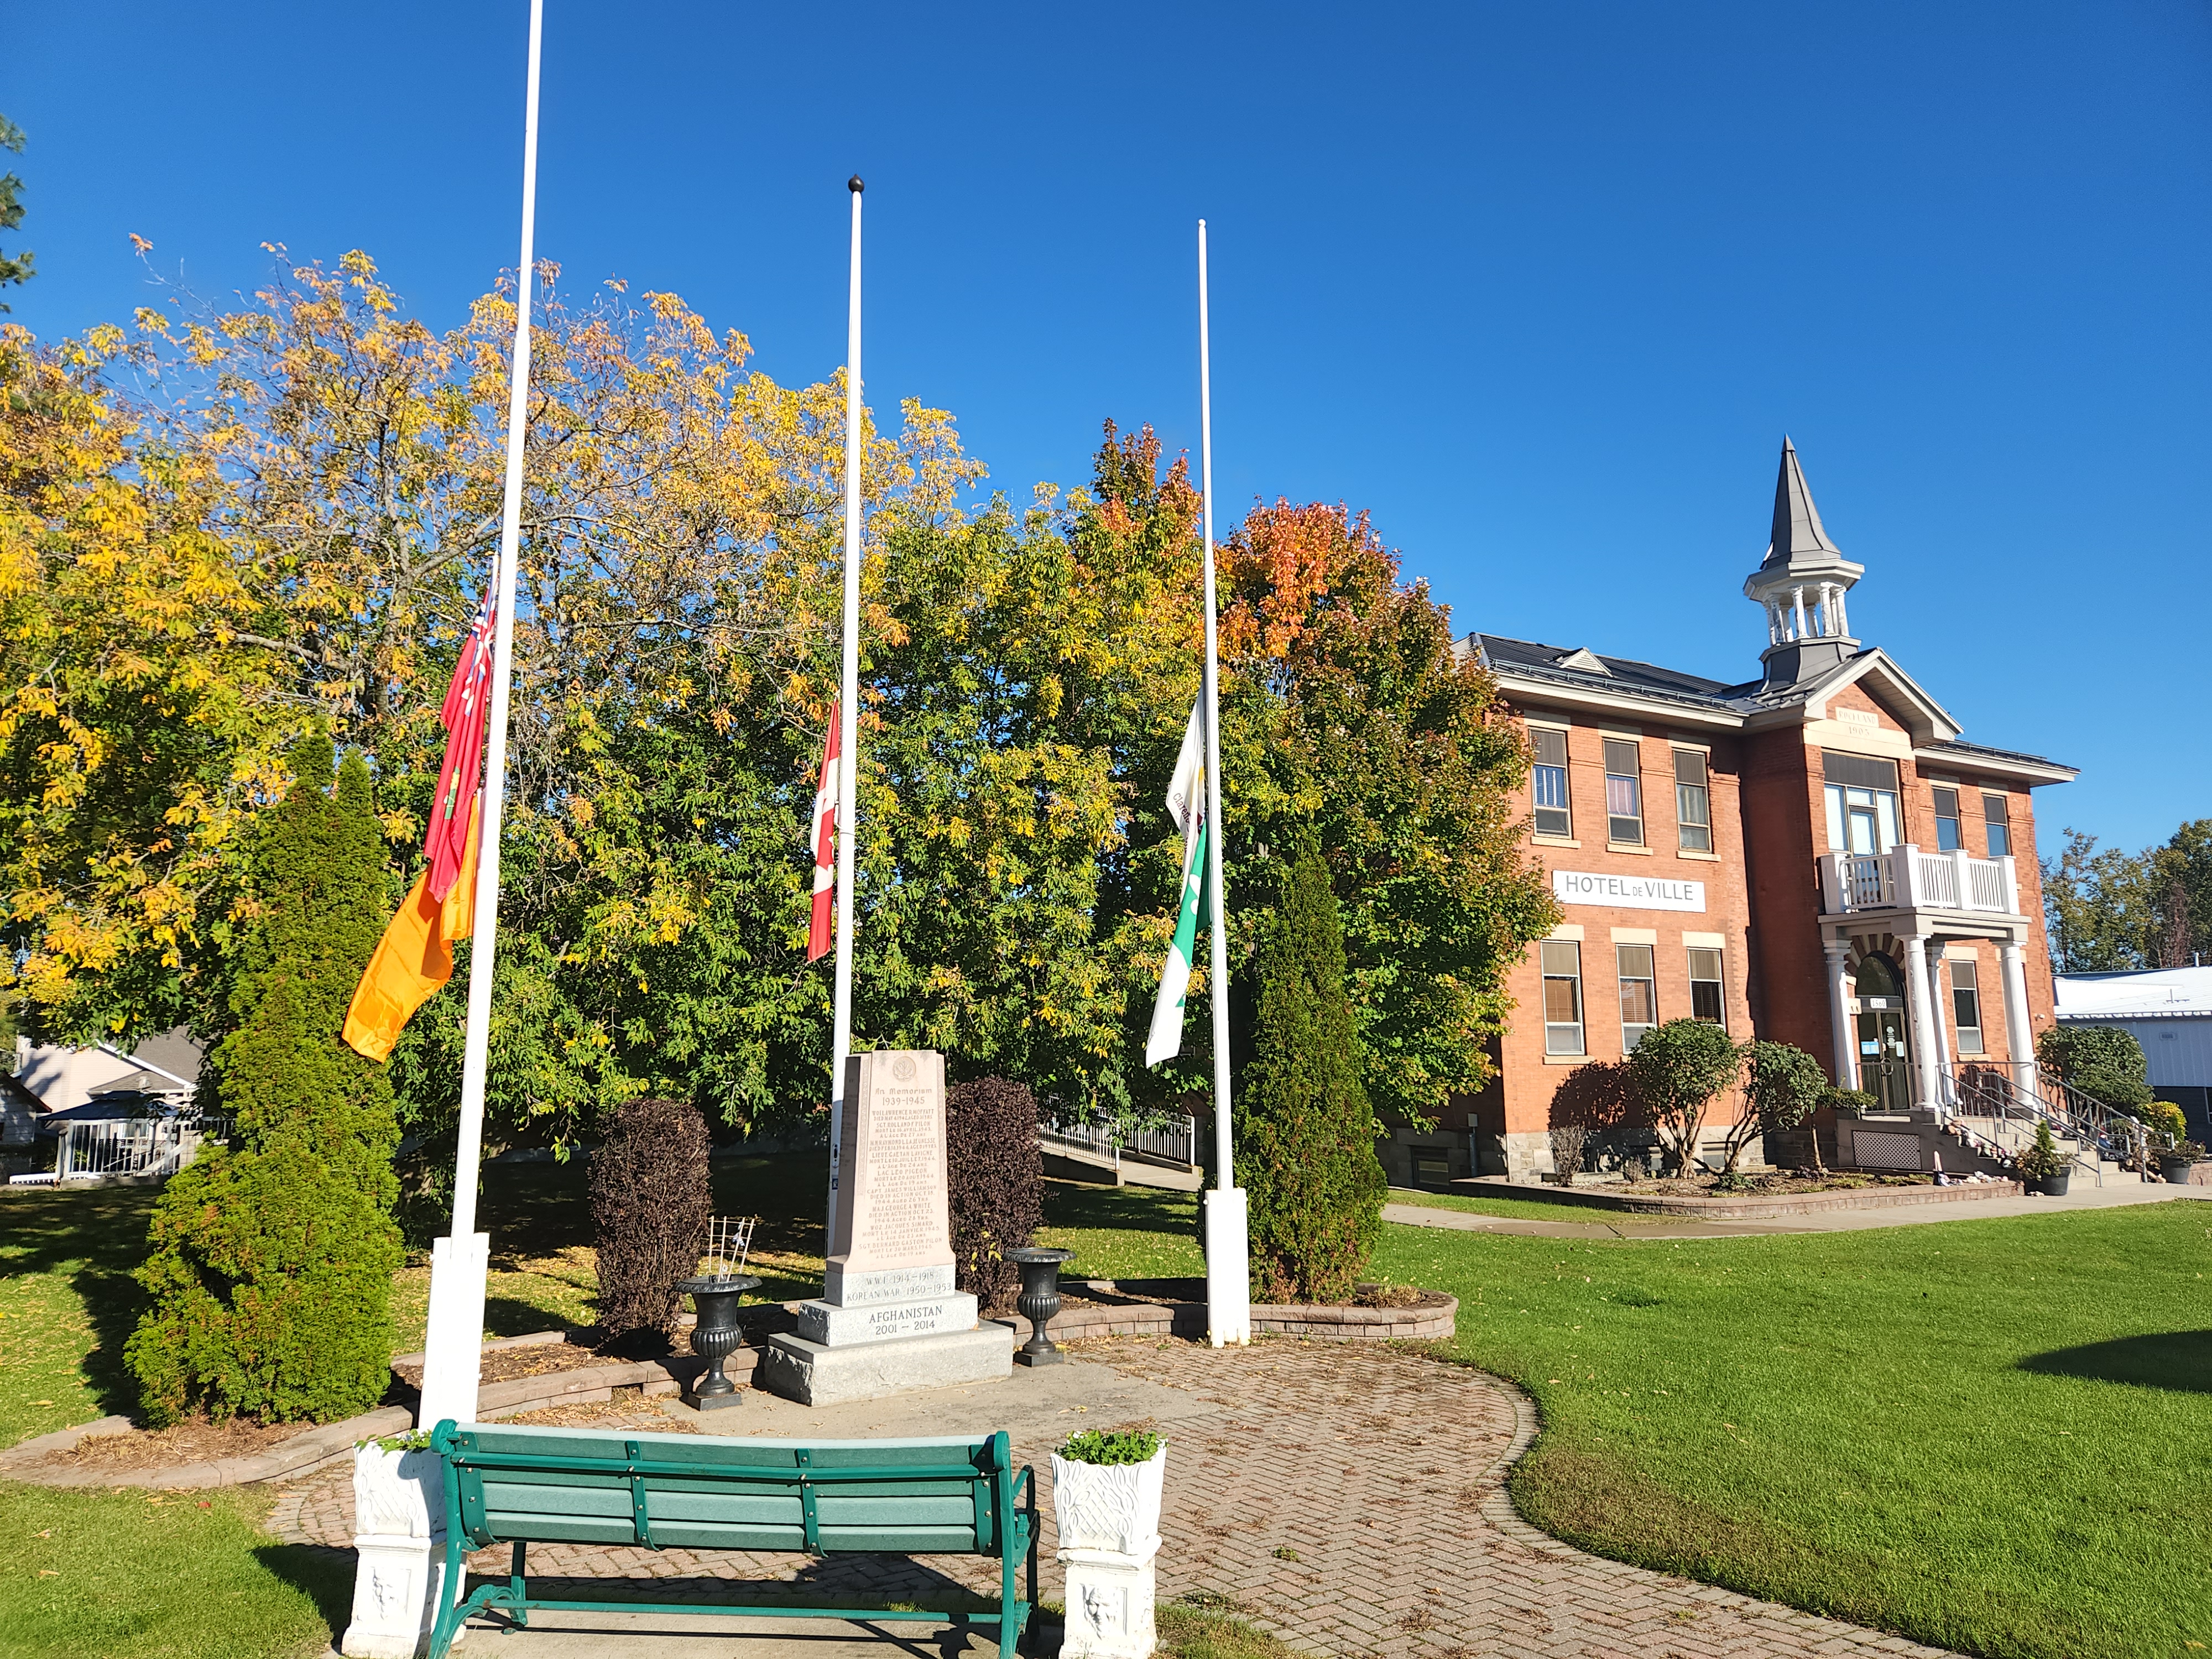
[1552,869,1707,913]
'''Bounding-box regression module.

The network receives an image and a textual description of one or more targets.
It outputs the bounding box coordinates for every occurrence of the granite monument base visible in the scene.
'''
[759,1321,1014,1407]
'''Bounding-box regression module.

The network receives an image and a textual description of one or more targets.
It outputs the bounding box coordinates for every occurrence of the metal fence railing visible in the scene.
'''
[1039,1113,1197,1171]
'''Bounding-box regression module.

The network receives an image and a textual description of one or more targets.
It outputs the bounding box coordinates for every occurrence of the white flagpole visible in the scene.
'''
[1197,219,1251,1347]
[418,0,542,1432]
[828,177,864,1253]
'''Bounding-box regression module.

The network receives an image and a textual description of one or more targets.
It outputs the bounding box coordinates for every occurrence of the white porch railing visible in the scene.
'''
[1040,1113,1198,1171]
[1820,845,2020,917]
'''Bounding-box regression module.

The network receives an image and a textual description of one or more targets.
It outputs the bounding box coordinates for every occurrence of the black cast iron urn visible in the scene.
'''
[676,1273,760,1409]
[1005,1246,1075,1368]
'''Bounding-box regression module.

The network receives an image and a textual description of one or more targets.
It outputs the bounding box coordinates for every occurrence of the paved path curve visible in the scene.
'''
[275,1336,1956,1658]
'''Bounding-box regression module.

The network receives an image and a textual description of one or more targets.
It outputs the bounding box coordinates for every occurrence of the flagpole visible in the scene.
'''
[416,0,542,1431]
[828,176,864,1252]
[1197,219,1251,1348]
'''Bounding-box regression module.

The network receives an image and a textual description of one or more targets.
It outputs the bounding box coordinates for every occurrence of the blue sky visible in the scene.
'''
[3,2,2206,853]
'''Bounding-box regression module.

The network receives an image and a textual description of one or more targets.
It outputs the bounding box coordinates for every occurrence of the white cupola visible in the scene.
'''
[1743,438,1865,689]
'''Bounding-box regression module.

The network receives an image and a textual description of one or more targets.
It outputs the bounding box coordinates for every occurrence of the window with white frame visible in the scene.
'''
[1674,749,1712,852]
[1983,794,2012,858]
[1617,944,1657,1050]
[1688,947,1725,1027]
[1822,753,1902,855]
[1532,727,1572,839]
[1949,959,1985,1053]
[1603,738,1644,846]
[1931,786,1962,852]
[1542,941,1585,1056]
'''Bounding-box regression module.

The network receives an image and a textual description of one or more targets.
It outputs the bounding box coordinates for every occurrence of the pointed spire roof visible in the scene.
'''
[1760,437,1844,570]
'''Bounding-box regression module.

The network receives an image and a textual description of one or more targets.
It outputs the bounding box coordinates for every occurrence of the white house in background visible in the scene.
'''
[13,1026,203,1112]
[2054,966,2212,1145]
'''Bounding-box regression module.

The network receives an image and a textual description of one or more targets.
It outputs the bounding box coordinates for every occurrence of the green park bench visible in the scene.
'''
[426,1419,1037,1658]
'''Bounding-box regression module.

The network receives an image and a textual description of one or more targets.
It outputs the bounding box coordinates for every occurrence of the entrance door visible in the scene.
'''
[1852,952,1913,1112]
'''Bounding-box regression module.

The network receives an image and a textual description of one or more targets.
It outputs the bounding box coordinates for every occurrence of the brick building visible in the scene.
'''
[1389,440,2077,1185]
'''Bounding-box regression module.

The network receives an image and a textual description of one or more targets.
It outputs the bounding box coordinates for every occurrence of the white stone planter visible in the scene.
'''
[341,1443,461,1658]
[1051,1443,1165,1658]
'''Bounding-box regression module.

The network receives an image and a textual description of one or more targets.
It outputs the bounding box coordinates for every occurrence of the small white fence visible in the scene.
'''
[8,1113,223,1186]
[1040,1113,1197,1171]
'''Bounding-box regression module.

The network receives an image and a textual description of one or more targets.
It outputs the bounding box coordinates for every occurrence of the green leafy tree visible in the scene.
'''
[1723,1039,1829,1174]
[0,115,32,305]
[1627,1018,1742,1176]
[2043,820,2212,972]
[125,736,404,1425]
[1234,842,1386,1301]
[2036,1024,2155,1112]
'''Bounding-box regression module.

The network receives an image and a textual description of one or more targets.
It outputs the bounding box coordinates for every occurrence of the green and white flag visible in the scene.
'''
[1146,698,1208,1068]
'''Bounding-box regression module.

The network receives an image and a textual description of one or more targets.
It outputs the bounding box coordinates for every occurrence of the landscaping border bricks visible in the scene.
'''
[0,1334,725,1491]
[1438,1177,2025,1222]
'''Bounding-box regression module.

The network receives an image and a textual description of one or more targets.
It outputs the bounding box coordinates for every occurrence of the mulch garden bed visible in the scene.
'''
[35,1414,308,1476]
[390,1338,639,1391]
[1588,1172,1939,1198]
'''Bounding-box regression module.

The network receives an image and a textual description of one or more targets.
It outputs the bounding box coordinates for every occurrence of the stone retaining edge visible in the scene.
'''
[1029,1288,1458,1344]
[1438,1178,2024,1220]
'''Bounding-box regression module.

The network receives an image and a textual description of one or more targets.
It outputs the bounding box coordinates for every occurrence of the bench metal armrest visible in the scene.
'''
[1011,1465,1033,1506]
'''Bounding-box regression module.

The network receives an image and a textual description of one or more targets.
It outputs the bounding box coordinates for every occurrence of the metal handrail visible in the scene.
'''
[1039,1113,1196,1170]
[1945,1065,2132,1186]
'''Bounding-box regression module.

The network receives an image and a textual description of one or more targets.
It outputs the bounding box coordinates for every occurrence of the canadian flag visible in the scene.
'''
[806,705,840,962]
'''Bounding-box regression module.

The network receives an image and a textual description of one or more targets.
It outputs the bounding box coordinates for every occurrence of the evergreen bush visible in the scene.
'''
[946,1076,1043,1313]
[589,1095,712,1349]
[2036,1025,2156,1111]
[1234,844,1385,1303]
[126,736,405,1426]
[1723,1040,1830,1173]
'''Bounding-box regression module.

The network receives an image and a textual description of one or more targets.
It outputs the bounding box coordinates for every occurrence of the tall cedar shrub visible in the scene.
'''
[589,1096,711,1349]
[946,1077,1044,1313]
[1234,845,1385,1302]
[126,737,404,1425]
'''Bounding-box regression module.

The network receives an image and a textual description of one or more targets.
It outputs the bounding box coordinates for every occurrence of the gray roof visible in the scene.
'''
[1469,632,2073,777]
[1760,437,1846,572]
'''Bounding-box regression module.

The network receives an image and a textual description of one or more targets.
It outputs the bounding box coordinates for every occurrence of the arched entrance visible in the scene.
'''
[1854,952,1912,1113]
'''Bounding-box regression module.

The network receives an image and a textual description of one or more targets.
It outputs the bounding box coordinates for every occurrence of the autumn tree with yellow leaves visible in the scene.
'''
[0,252,1554,1192]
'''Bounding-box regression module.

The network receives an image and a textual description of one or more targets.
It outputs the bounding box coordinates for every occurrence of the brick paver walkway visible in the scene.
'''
[272,1337,1955,1658]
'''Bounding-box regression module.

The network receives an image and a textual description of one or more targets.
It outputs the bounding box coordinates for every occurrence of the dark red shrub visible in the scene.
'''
[589,1097,711,1348]
[946,1078,1044,1313]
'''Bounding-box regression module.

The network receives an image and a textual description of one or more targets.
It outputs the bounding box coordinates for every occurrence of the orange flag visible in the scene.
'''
[343,798,482,1063]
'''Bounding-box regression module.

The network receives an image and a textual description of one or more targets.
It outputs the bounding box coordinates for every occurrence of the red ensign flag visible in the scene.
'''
[426,577,498,903]
[806,705,839,962]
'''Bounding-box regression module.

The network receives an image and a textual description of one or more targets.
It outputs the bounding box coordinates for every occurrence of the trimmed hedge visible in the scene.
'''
[127,736,405,1426]
[947,1076,1043,1313]
[589,1096,712,1349]
[1234,844,1384,1303]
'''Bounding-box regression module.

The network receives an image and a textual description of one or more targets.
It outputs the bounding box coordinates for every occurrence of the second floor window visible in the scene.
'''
[1932,786,1961,852]
[1603,738,1644,845]
[1532,727,1571,838]
[1984,794,2012,857]
[1542,940,1585,1056]
[1617,944,1657,1049]
[1674,749,1712,852]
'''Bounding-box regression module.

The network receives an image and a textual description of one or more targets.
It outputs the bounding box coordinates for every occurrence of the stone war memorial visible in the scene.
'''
[761,1048,1013,1405]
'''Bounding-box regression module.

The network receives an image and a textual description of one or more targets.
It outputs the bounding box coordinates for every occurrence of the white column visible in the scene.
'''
[1902,935,1943,1109]
[1824,939,1859,1089]
[1792,585,1807,640]
[1999,939,2039,1097]
[1927,946,1955,1097]
[1833,586,1850,638]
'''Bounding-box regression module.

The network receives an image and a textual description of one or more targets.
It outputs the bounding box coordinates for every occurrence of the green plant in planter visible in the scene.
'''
[1058,1428,1162,1466]
[2138,1098,2189,1148]
[2013,1120,2066,1183]
[1823,1087,1880,1117]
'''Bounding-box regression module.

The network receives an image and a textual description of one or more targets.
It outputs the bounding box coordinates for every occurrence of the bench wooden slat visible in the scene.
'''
[429,1421,1034,1659]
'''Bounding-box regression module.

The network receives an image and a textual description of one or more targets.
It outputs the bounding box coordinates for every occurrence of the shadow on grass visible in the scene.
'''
[2017,1329,2212,1394]
[251,1541,356,1651]
[1041,1179,1199,1232]
[0,1186,157,1421]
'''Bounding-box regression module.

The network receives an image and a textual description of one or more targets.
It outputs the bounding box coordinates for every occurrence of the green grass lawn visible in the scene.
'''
[1383,1183,1699,1224]
[1376,1199,2209,1659]
[9,1162,2204,1659]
